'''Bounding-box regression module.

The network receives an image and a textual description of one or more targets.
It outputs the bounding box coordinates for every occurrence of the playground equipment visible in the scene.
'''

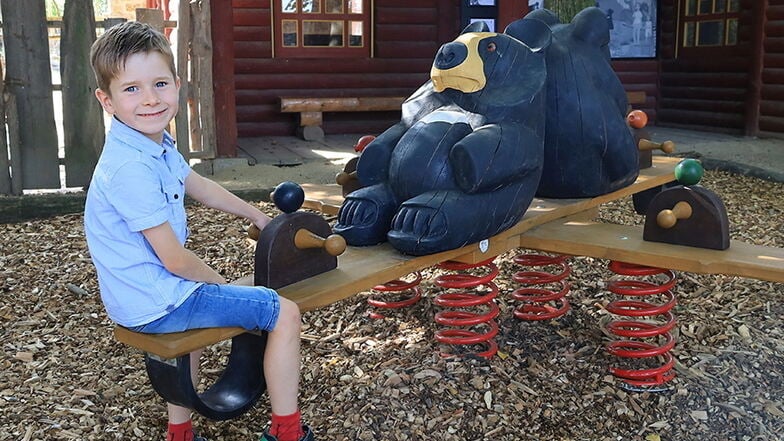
[114,155,784,419]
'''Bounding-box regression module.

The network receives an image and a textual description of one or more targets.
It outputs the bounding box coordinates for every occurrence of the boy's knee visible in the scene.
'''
[275,297,301,332]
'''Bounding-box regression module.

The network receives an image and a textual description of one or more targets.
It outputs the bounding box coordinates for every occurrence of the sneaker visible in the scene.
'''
[259,424,315,441]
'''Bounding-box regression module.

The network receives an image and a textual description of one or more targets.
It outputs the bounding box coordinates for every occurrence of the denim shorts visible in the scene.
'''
[130,283,280,334]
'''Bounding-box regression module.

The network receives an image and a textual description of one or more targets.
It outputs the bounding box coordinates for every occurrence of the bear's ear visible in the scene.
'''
[504,18,552,53]
[571,7,610,46]
[523,8,561,27]
[460,21,490,35]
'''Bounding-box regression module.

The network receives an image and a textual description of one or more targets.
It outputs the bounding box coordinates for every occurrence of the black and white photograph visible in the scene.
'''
[468,0,496,6]
[470,17,496,32]
[528,0,544,11]
[597,0,657,58]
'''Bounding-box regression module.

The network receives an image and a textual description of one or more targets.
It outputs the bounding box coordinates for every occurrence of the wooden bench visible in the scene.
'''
[280,96,406,141]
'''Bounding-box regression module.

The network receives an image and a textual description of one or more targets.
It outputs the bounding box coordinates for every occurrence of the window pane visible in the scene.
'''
[684,22,696,47]
[686,0,697,16]
[348,0,362,14]
[303,0,321,13]
[304,20,344,46]
[714,0,726,12]
[326,0,343,13]
[728,0,740,12]
[348,20,363,46]
[282,20,298,46]
[282,0,297,13]
[697,20,723,46]
[698,0,712,14]
[727,18,738,45]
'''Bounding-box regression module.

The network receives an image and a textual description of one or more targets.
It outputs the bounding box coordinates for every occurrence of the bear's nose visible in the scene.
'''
[434,42,468,70]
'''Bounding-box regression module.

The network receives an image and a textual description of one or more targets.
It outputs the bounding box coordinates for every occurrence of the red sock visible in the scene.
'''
[167,421,194,441]
[270,410,303,441]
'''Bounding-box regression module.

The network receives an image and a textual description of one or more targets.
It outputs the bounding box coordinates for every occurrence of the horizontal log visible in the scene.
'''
[761,100,784,117]
[765,20,784,37]
[759,115,784,132]
[763,53,784,68]
[767,4,784,21]
[375,6,438,25]
[235,87,418,105]
[234,25,268,41]
[659,86,747,101]
[376,24,438,42]
[765,36,784,53]
[234,41,272,59]
[235,72,426,90]
[232,8,267,26]
[657,109,745,129]
[762,68,784,85]
[375,41,440,59]
[660,57,749,72]
[761,83,784,100]
[280,96,406,113]
[659,97,745,113]
[611,59,659,71]
[659,72,750,88]
[234,57,432,75]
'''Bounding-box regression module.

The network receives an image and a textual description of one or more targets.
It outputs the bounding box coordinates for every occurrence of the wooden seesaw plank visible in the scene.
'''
[518,219,784,283]
[115,157,681,358]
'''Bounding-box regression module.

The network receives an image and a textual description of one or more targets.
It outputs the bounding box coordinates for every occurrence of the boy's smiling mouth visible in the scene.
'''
[139,109,167,117]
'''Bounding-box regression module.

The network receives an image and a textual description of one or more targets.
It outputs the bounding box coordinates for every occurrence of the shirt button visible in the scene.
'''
[174,194,179,199]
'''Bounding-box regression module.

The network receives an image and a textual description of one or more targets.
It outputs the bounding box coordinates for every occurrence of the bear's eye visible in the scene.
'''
[487,42,497,52]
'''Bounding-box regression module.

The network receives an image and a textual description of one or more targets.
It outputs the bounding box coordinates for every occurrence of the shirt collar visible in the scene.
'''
[109,117,175,159]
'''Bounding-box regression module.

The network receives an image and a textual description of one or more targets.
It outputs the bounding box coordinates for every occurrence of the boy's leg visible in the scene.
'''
[264,297,307,440]
[166,348,204,440]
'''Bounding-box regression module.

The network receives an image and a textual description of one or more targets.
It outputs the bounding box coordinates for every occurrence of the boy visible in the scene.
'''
[84,21,314,441]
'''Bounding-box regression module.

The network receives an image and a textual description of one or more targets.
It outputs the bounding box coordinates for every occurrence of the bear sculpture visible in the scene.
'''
[530,7,639,198]
[333,18,553,256]
[334,7,638,255]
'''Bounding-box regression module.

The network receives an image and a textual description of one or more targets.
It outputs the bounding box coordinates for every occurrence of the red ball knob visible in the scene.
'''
[627,110,648,129]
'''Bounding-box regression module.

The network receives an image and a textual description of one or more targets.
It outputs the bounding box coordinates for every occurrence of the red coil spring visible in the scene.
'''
[367,272,422,319]
[605,261,678,388]
[511,253,571,320]
[433,258,500,358]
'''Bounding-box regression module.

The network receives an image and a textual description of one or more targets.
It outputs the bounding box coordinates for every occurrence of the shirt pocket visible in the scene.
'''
[162,181,187,239]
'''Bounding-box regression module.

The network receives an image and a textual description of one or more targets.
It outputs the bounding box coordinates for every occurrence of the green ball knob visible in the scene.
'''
[674,158,704,186]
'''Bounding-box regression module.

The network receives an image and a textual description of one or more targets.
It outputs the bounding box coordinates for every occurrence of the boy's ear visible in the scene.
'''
[95,88,114,114]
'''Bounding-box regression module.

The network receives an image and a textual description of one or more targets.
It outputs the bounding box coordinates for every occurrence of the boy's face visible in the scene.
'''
[95,51,180,145]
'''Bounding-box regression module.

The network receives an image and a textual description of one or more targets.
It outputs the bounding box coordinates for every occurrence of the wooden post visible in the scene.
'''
[0,60,10,195]
[136,7,165,33]
[192,0,217,157]
[210,0,237,157]
[0,0,61,190]
[62,0,104,188]
[745,0,767,137]
[174,0,191,158]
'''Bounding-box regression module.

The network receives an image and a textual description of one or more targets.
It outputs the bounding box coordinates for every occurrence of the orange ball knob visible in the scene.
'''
[627,110,648,129]
[354,135,376,153]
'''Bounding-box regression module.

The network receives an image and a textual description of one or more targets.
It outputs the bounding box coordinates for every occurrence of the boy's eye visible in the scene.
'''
[156,81,168,88]
[124,86,138,93]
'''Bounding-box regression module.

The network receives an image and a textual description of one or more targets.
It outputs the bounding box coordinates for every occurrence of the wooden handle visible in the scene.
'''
[248,224,260,241]
[638,139,676,154]
[656,201,692,229]
[294,229,347,256]
[335,171,358,186]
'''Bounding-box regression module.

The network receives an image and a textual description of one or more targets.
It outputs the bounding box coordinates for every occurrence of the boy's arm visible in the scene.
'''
[142,221,227,283]
[185,170,272,230]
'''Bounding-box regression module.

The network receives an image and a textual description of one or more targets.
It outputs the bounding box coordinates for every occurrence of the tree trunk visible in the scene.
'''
[0,0,61,190]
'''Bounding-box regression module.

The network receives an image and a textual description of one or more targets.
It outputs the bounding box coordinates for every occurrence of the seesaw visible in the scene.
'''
[114,155,784,419]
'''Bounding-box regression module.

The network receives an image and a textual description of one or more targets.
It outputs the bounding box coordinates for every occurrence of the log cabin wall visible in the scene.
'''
[760,0,784,135]
[231,0,459,137]
[656,0,755,133]
[613,59,660,122]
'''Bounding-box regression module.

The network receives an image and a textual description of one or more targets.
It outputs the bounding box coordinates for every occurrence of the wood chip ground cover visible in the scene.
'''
[1,170,782,440]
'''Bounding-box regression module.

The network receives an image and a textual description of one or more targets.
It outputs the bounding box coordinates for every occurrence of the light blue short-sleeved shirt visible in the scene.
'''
[84,118,202,327]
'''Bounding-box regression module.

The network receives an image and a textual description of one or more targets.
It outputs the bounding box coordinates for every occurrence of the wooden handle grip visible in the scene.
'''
[638,139,676,154]
[656,201,693,229]
[294,229,347,256]
[335,171,358,186]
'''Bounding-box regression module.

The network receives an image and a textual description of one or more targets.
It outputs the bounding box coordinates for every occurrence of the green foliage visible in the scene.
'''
[544,0,596,22]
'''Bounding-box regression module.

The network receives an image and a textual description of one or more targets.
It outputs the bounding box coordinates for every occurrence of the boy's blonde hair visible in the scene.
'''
[90,21,176,94]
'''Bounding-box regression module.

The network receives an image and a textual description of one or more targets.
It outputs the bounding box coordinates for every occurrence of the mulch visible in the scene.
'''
[0,169,782,441]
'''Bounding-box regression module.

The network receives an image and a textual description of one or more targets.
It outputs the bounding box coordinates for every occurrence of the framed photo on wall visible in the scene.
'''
[596,0,657,58]
[468,0,496,5]
[462,0,498,30]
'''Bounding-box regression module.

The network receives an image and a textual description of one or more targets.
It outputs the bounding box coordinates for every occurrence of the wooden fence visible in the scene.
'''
[0,0,214,196]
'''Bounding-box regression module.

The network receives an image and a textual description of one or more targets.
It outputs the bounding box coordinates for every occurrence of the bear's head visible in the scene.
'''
[430,19,552,117]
